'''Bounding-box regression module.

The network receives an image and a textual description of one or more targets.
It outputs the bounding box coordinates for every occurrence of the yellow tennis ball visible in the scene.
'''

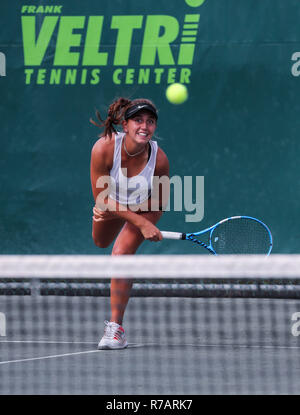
[166,83,188,105]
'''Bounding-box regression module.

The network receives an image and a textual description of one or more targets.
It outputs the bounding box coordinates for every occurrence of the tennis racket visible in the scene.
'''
[161,216,273,255]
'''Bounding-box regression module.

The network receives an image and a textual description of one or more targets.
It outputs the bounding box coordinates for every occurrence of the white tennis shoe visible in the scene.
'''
[98,321,128,350]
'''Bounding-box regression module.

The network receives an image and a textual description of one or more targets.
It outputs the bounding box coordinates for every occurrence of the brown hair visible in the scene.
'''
[90,97,157,139]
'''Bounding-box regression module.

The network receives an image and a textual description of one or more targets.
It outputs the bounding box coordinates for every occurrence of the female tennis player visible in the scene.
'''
[90,97,169,349]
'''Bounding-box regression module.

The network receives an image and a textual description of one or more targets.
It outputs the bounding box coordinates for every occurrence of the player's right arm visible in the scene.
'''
[90,137,162,241]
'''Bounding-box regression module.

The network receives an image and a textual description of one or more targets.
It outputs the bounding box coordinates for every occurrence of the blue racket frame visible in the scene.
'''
[182,216,273,256]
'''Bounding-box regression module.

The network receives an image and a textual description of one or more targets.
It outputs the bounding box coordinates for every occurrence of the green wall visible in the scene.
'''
[0,0,299,254]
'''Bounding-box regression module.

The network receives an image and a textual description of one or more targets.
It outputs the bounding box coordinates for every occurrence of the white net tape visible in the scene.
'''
[0,255,299,279]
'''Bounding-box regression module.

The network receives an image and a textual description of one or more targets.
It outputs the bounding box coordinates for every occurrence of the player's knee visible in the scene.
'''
[111,246,136,256]
[92,232,111,249]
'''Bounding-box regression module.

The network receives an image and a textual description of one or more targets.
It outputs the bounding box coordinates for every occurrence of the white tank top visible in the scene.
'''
[109,132,158,206]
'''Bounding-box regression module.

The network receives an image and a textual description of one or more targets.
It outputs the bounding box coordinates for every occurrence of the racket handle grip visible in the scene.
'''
[161,231,184,240]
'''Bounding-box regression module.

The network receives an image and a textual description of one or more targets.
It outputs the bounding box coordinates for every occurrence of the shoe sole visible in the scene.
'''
[98,343,128,350]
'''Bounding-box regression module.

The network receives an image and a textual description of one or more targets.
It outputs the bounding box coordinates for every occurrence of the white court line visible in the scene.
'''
[1,342,299,366]
[0,340,96,345]
[0,349,101,365]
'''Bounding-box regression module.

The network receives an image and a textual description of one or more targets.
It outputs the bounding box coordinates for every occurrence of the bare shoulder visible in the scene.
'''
[91,135,115,170]
[91,135,114,157]
[155,145,169,176]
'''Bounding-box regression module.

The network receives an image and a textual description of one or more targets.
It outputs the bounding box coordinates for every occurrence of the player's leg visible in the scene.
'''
[110,210,163,325]
[92,210,125,248]
[97,210,162,350]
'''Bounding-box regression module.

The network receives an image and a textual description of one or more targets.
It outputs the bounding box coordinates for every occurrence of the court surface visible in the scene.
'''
[1,296,300,394]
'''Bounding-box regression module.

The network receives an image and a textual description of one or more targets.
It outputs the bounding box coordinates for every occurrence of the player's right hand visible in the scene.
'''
[139,221,162,242]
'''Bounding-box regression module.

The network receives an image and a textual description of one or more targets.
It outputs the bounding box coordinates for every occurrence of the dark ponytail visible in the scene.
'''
[90,98,131,138]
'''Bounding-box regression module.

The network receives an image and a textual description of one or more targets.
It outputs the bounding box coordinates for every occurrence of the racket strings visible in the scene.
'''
[211,218,271,255]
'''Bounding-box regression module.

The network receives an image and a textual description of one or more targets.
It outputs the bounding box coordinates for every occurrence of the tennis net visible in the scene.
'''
[0,254,300,395]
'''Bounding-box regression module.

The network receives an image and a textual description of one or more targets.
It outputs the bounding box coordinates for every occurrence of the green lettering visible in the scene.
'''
[22,16,58,65]
[138,68,150,84]
[180,68,191,83]
[178,44,196,65]
[181,37,196,42]
[53,6,63,13]
[82,16,107,66]
[182,30,197,36]
[154,68,164,83]
[65,69,77,84]
[184,14,200,23]
[28,6,36,13]
[81,68,87,84]
[24,68,34,84]
[37,68,46,84]
[45,6,54,13]
[183,24,198,29]
[125,68,134,84]
[90,69,100,85]
[111,16,143,66]
[54,16,85,66]
[50,69,61,84]
[167,68,176,83]
[36,6,45,13]
[113,69,122,84]
[140,16,179,65]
